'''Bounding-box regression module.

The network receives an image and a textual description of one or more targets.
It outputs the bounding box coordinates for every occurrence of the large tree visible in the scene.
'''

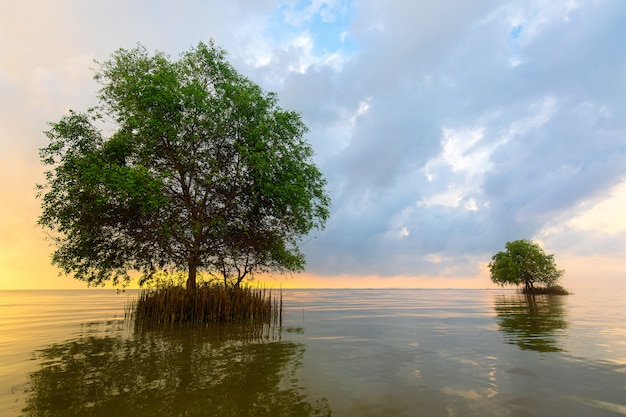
[489,239,564,291]
[38,41,330,289]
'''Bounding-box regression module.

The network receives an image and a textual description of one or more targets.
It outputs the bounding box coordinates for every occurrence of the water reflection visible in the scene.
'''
[19,322,331,417]
[494,294,568,353]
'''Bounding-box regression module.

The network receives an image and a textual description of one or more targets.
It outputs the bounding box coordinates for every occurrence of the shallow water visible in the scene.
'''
[0,289,624,416]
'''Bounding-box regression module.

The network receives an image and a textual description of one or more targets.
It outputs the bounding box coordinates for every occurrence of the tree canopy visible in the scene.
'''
[38,41,330,289]
[488,239,564,291]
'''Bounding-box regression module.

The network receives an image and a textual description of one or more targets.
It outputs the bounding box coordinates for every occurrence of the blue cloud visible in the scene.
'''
[510,24,523,39]
[3,0,626,285]
[266,0,358,56]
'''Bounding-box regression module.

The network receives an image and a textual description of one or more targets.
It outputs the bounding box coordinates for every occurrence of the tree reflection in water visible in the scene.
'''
[20,322,331,417]
[494,294,568,353]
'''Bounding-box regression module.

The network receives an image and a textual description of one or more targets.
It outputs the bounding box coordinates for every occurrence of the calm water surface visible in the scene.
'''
[0,289,624,416]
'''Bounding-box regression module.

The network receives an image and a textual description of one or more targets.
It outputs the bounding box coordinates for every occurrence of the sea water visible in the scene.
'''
[0,288,624,416]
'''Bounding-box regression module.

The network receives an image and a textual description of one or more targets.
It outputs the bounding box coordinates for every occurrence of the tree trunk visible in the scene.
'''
[187,259,197,290]
[523,280,534,293]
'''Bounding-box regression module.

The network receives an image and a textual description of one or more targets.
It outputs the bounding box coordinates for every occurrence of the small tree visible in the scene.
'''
[38,41,330,289]
[489,239,564,292]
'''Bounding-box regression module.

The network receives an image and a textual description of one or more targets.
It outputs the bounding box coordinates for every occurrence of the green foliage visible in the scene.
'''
[489,239,564,291]
[38,41,330,288]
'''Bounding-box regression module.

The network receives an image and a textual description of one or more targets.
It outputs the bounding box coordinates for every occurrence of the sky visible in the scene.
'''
[1,0,625,289]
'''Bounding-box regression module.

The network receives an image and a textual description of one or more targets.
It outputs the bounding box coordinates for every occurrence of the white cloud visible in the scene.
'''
[2,0,626,287]
[419,96,556,210]
[27,54,97,114]
[569,181,626,234]
[489,0,583,43]
[282,0,342,26]
[423,127,488,180]
[349,99,371,126]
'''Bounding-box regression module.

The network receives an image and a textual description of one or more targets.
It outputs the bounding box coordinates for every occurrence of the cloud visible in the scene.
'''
[1,0,625,288]
[289,0,626,280]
